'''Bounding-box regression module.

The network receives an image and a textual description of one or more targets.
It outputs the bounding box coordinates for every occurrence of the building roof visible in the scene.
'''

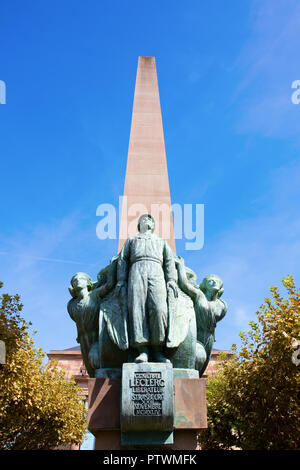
[48,345,232,356]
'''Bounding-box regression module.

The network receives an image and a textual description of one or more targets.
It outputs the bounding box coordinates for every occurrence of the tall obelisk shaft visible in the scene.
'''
[118,57,175,253]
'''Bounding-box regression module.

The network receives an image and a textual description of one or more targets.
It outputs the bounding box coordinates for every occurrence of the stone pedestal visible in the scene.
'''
[121,363,174,446]
[87,376,207,450]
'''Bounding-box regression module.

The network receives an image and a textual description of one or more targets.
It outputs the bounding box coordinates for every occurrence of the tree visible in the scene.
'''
[199,276,300,450]
[0,283,87,450]
[0,281,28,357]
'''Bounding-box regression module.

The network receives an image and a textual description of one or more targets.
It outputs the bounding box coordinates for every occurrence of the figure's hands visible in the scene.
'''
[116,280,127,297]
[167,280,178,298]
[97,283,111,298]
[97,284,106,298]
[175,256,184,266]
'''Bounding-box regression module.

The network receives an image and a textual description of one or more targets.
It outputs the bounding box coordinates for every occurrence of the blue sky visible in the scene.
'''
[0,0,300,354]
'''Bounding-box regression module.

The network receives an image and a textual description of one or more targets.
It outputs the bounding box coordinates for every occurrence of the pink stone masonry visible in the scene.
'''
[118,57,176,253]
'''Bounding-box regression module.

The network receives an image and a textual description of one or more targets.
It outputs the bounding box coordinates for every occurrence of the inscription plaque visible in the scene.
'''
[130,371,164,416]
[121,362,174,434]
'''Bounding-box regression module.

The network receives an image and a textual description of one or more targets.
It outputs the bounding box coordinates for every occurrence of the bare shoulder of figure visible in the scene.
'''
[196,288,209,307]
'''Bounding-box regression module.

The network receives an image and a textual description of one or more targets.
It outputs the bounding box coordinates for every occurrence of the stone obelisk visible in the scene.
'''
[87,57,207,450]
[118,56,176,253]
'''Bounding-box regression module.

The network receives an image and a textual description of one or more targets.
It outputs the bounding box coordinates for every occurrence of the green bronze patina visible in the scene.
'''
[0,340,6,365]
[67,215,227,378]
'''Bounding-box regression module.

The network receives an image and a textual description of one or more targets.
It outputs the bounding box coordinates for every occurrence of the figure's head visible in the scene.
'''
[137,214,155,233]
[69,272,93,297]
[200,275,223,298]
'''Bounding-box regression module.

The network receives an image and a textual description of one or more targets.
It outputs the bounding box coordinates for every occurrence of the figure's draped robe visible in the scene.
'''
[117,233,176,348]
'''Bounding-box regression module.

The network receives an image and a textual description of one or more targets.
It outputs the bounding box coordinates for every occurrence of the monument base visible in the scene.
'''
[121,431,174,447]
[93,429,200,450]
[87,377,207,450]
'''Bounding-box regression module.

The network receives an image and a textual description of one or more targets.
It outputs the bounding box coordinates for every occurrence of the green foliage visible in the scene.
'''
[0,283,87,450]
[199,276,300,450]
[0,281,28,357]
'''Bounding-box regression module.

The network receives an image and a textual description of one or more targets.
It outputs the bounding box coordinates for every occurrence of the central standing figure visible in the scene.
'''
[116,214,178,363]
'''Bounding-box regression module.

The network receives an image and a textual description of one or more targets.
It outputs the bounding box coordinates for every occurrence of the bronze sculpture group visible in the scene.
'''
[68,214,227,378]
